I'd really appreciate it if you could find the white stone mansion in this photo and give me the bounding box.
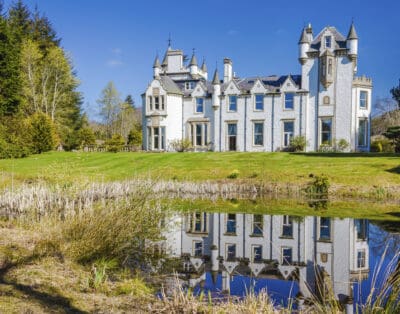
[142,23,372,152]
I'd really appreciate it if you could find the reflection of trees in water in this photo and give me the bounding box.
[369,222,400,258]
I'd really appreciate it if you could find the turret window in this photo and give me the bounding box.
[148,96,153,110]
[358,119,368,147]
[360,91,368,108]
[154,96,159,110]
[325,36,332,48]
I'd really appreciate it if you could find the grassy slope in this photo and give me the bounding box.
[0,151,399,189]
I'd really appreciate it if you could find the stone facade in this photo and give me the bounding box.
[142,23,372,152]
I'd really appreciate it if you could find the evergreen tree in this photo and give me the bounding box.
[390,79,400,109]
[27,112,58,153]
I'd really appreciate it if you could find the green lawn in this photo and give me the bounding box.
[0,151,399,194]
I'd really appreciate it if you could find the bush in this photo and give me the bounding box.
[127,125,142,147]
[288,136,306,152]
[77,127,96,148]
[383,126,400,153]
[106,134,125,152]
[170,138,192,152]
[371,138,394,153]
[27,112,59,154]
[227,169,240,179]
[306,173,330,196]
[335,138,349,152]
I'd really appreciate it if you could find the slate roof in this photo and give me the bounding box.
[159,75,183,95]
[311,26,347,50]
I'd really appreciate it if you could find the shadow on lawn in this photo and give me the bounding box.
[0,255,87,314]
[387,165,400,174]
[290,152,399,158]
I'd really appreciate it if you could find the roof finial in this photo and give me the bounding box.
[167,33,172,49]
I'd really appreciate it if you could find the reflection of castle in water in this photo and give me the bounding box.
[164,213,369,313]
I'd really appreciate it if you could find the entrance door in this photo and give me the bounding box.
[228,123,237,151]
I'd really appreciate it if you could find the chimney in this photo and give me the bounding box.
[223,58,233,83]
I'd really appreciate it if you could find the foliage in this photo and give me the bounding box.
[306,174,330,196]
[383,126,400,153]
[97,81,122,139]
[26,112,58,153]
[318,139,349,152]
[0,1,83,158]
[288,135,306,152]
[106,134,125,152]
[390,79,400,109]
[227,169,240,179]
[77,127,96,148]
[90,258,118,291]
[170,138,192,152]
[371,138,394,153]
[127,124,142,147]
[335,138,349,152]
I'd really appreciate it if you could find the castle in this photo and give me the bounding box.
[142,23,372,152]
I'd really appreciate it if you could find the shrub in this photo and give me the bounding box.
[370,141,383,152]
[27,112,59,154]
[288,136,307,152]
[227,169,240,179]
[77,127,96,148]
[106,134,125,152]
[127,125,142,147]
[170,138,192,152]
[383,126,400,153]
[371,138,394,153]
[336,138,349,152]
[306,173,330,196]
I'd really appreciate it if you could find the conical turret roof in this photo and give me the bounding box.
[189,53,198,66]
[298,27,310,44]
[153,56,161,68]
[347,23,358,40]
[201,60,207,72]
[212,68,220,85]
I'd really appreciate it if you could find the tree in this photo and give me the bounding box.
[27,112,58,153]
[0,16,22,116]
[390,79,400,109]
[77,127,96,148]
[383,126,400,153]
[127,124,142,147]
[97,82,121,139]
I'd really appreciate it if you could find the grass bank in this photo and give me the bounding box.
[0,151,399,200]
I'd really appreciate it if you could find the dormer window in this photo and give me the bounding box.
[325,36,332,48]
[185,81,195,90]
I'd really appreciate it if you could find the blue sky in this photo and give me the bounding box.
[4,0,400,120]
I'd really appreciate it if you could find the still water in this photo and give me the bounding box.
[159,212,400,312]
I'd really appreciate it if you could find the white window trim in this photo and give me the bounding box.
[359,90,368,109]
[252,245,263,262]
[227,95,238,112]
[319,117,334,147]
[193,240,203,257]
[282,120,295,148]
[195,97,205,114]
[281,246,293,265]
[226,243,236,261]
[283,92,295,111]
[357,118,368,147]
[318,217,331,241]
[252,121,264,146]
[254,94,264,111]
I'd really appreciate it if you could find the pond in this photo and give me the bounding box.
[158,211,400,313]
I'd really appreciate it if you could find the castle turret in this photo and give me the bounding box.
[201,59,208,80]
[305,23,313,42]
[189,52,198,75]
[223,58,233,83]
[153,55,161,78]
[298,27,310,65]
[212,68,220,109]
[346,23,358,61]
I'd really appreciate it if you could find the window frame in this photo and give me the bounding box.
[281,215,293,238]
[358,118,368,147]
[357,250,366,268]
[319,217,331,241]
[282,120,295,148]
[254,94,264,111]
[193,240,203,257]
[325,36,332,48]
[359,91,368,109]
[252,245,263,263]
[253,121,264,146]
[320,117,333,146]
[282,247,293,265]
[228,95,237,112]
[284,93,295,110]
[226,213,237,234]
[226,243,236,261]
[252,214,263,236]
[195,97,204,113]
